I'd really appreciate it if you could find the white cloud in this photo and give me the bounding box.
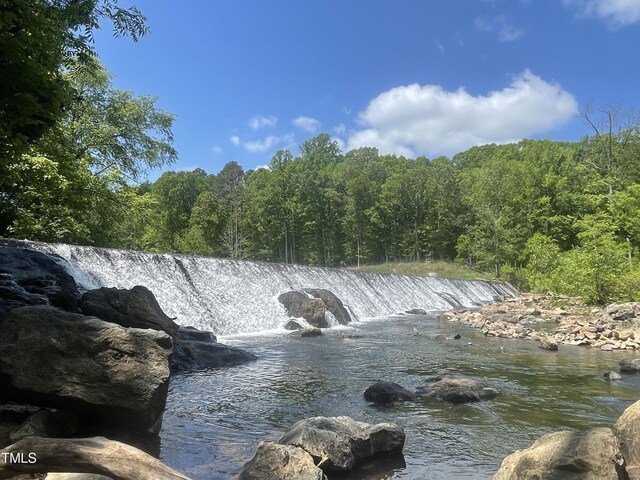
[474,15,524,42]
[292,116,321,133]
[212,145,223,154]
[230,135,240,146]
[435,40,445,53]
[243,134,295,153]
[333,124,346,135]
[347,70,578,158]
[564,0,640,26]
[248,115,277,130]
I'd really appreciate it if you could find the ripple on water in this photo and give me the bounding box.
[160,317,640,479]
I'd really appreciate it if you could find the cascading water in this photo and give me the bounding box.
[29,242,515,336]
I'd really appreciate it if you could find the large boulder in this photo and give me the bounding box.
[303,289,352,325]
[619,358,640,373]
[614,399,640,480]
[81,286,256,372]
[0,242,80,316]
[420,376,499,404]
[364,382,416,405]
[278,291,328,328]
[239,442,327,480]
[493,428,626,480]
[0,306,171,434]
[279,416,405,473]
[80,286,179,335]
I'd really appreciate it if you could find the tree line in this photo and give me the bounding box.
[3,2,640,304]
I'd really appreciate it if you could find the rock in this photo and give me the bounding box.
[10,409,79,443]
[46,474,114,480]
[603,371,623,381]
[303,289,352,324]
[421,376,499,404]
[0,306,171,434]
[0,243,81,316]
[493,294,505,303]
[80,286,179,335]
[278,291,328,328]
[0,436,190,480]
[619,359,640,373]
[453,334,462,340]
[171,326,256,372]
[405,308,427,315]
[494,428,625,480]
[239,442,327,480]
[80,287,255,373]
[363,382,416,405]
[290,328,322,338]
[614,399,640,480]
[284,319,304,331]
[279,416,405,473]
[539,335,559,351]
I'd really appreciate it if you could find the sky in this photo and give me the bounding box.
[93,0,640,176]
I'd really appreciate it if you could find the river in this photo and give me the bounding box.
[160,314,640,479]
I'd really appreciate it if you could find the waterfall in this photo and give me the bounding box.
[30,242,515,336]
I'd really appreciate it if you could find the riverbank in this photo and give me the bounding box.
[443,293,640,350]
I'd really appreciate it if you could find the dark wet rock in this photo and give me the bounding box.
[453,334,461,340]
[364,382,416,405]
[279,416,405,473]
[614,398,640,480]
[603,371,622,381]
[284,319,304,331]
[0,306,171,434]
[0,243,80,316]
[421,376,499,404]
[494,427,625,480]
[303,289,352,325]
[290,328,322,338]
[239,441,327,480]
[81,286,256,372]
[80,286,179,334]
[619,359,640,373]
[171,326,257,372]
[405,308,427,315]
[278,291,328,328]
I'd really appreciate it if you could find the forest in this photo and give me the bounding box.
[2,1,640,304]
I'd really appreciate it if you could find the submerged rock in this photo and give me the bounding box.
[279,416,405,473]
[0,306,171,434]
[539,335,559,351]
[619,358,640,373]
[603,371,623,381]
[494,428,625,480]
[364,381,416,405]
[421,376,499,404]
[290,327,322,338]
[284,319,304,330]
[239,442,327,480]
[405,308,427,315]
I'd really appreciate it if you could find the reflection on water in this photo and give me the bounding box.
[160,315,640,479]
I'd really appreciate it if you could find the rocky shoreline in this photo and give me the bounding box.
[443,293,640,351]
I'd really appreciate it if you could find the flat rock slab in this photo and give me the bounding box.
[494,427,625,480]
[364,382,416,405]
[239,442,327,480]
[279,416,405,473]
[0,306,171,434]
[421,376,499,404]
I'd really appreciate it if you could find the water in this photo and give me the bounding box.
[29,242,514,335]
[160,316,640,479]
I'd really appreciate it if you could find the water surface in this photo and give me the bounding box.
[160,315,640,479]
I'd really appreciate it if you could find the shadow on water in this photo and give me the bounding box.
[159,315,640,479]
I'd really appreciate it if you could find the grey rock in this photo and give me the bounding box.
[619,359,640,373]
[278,291,328,328]
[290,328,322,338]
[0,306,171,434]
[421,376,499,404]
[303,289,352,324]
[284,319,304,331]
[614,399,640,480]
[239,442,327,480]
[279,416,405,473]
[603,371,623,381]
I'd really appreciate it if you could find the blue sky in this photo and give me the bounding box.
[93,0,640,176]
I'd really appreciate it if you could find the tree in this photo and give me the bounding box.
[0,0,147,164]
[213,161,245,258]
